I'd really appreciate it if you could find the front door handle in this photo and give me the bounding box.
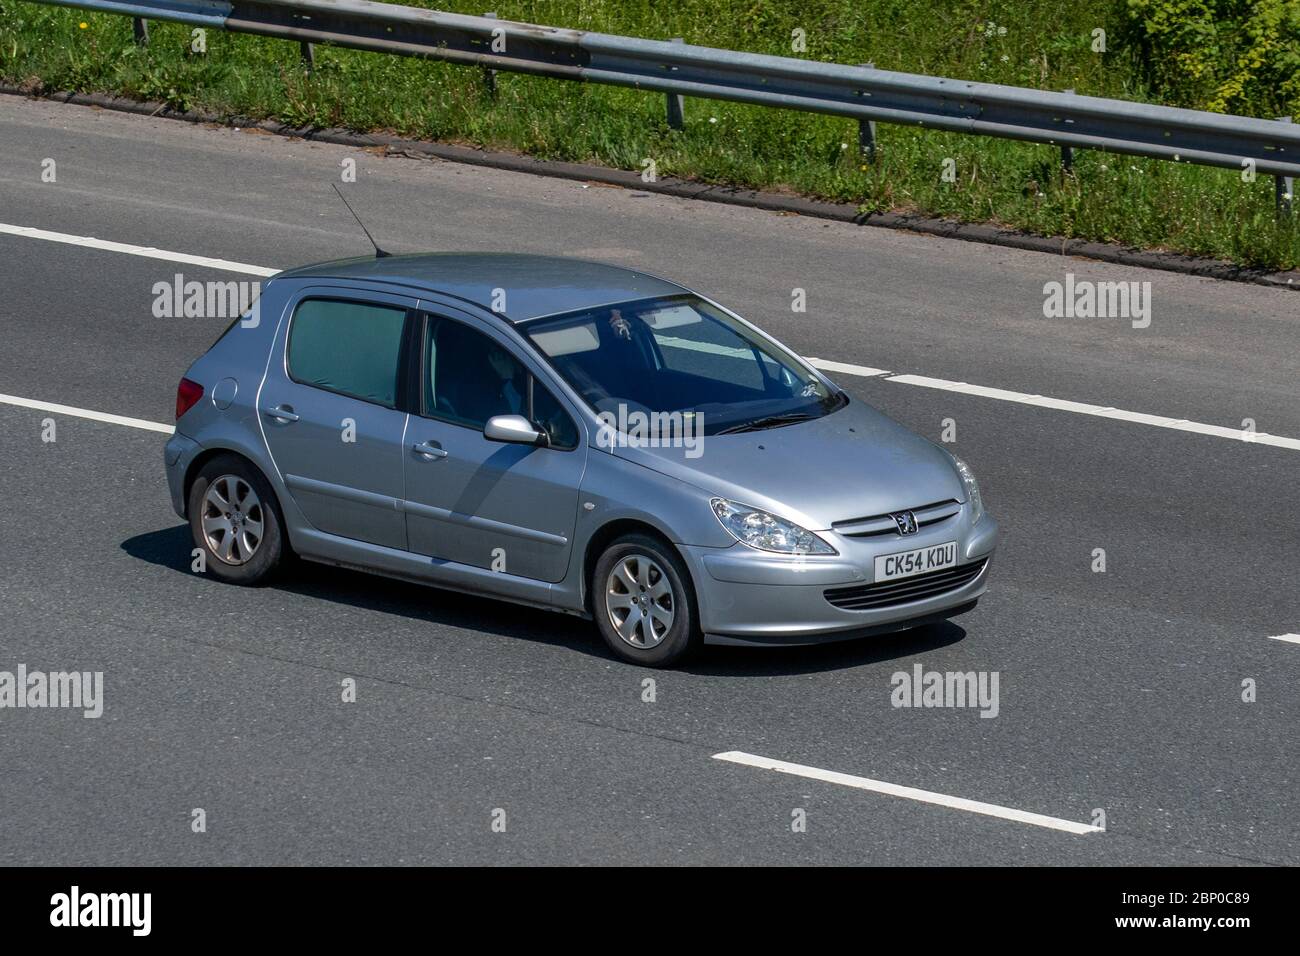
[413,441,448,460]
[263,404,300,423]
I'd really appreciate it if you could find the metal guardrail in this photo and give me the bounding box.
[25,0,1300,209]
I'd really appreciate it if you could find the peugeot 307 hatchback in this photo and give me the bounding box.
[164,254,998,667]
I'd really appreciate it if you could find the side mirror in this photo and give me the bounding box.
[484,414,547,446]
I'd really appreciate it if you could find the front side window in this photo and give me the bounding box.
[424,316,578,449]
[529,377,580,449]
[287,299,407,407]
[525,295,844,435]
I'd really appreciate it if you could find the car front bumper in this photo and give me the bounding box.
[682,510,998,646]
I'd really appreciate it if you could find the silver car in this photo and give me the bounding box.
[164,253,997,666]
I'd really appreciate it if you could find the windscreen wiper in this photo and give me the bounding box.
[716,413,816,435]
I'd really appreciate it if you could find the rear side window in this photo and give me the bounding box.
[288,299,407,407]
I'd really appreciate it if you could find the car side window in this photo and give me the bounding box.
[287,299,407,408]
[425,316,578,449]
[530,378,580,450]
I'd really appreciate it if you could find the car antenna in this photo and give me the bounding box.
[332,183,391,258]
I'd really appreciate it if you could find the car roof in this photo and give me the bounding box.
[274,253,689,322]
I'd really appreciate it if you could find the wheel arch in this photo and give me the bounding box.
[581,518,696,615]
[183,447,252,513]
[182,447,295,556]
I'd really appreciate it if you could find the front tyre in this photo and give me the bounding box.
[187,454,285,585]
[592,533,701,667]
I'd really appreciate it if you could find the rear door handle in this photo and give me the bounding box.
[262,404,300,423]
[413,441,448,460]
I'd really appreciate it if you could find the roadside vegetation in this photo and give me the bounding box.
[1,0,1298,269]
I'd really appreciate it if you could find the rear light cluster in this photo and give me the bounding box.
[176,377,204,420]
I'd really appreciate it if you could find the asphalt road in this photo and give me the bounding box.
[1,94,1297,865]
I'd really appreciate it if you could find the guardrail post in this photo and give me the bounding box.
[1278,116,1295,218]
[300,41,315,72]
[1060,89,1075,174]
[132,17,148,46]
[665,38,685,130]
[857,63,877,163]
[482,12,498,98]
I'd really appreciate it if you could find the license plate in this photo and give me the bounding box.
[874,541,958,582]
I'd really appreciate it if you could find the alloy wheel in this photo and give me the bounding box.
[201,474,265,566]
[605,553,675,648]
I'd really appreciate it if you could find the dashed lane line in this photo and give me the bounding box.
[713,751,1102,835]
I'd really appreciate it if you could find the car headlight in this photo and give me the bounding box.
[710,498,835,555]
[953,457,985,523]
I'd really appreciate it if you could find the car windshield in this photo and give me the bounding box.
[523,295,845,437]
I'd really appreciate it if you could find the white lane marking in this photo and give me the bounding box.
[1267,634,1300,646]
[0,223,279,277]
[2,223,1297,453]
[886,373,1300,451]
[0,393,174,434]
[713,751,1102,835]
[806,358,891,377]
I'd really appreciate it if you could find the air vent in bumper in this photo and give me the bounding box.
[824,559,987,611]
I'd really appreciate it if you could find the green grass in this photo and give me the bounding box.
[1,0,1297,269]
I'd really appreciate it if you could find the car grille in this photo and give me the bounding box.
[824,559,987,611]
[831,499,961,538]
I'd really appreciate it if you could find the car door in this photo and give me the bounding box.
[259,288,415,550]
[403,307,586,583]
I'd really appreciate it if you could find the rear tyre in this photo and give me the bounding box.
[592,533,701,667]
[187,454,285,586]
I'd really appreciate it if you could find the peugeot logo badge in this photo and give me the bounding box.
[892,510,918,535]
